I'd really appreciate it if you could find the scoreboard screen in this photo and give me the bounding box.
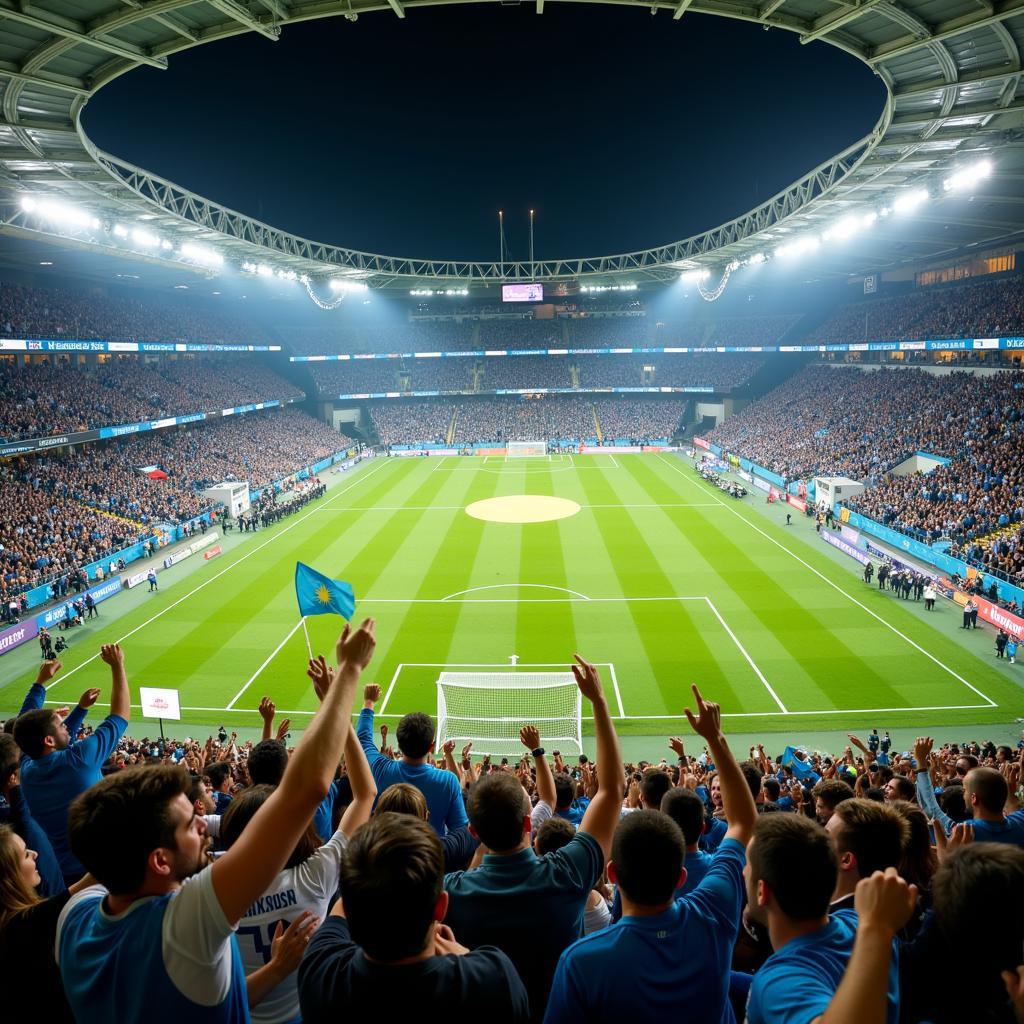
[502,283,544,303]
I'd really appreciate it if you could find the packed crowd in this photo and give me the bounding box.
[593,399,685,442]
[309,352,766,396]
[0,358,303,442]
[284,321,476,355]
[1,630,1022,1024]
[808,275,1024,345]
[452,398,598,445]
[370,404,454,446]
[0,409,353,605]
[0,283,274,346]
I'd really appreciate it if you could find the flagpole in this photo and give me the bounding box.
[300,617,313,660]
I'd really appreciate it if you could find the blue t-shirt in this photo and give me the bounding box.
[57,869,249,1024]
[544,838,746,1024]
[445,830,604,1019]
[20,714,127,875]
[356,709,467,836]
[970,811,1024,847]
[699,817,728,854]
[213,791,233,816]
[747,910,899,1024]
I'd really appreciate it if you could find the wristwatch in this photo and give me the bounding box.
[532,747,545,758]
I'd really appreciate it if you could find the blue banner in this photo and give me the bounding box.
[0,339,281,353]
[750,462,786,488]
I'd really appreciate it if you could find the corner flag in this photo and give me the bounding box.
[295,562,355,620]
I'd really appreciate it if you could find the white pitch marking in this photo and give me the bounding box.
[703,596,788,713]
[361,595,708,604]
[225,618,306,709]
[607,661,625,718]
[441,583,593,602]
[655,453,998,709]
[379,661,404,715]
[36,458,392,691]
[314,503,718,512]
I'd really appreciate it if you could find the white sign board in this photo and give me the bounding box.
[139,687,181,721]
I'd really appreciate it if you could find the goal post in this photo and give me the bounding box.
[436,671,583,757]
[507,440,547,458]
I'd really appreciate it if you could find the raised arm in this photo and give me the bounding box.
[685,685,756,847]
[442,740,463,784]
[339,723,376,835]
[521,725,556,808]
[355,683,384,763]
[258,697,276,743]
[212,619,376,923]
[575,655,625,860]
[817,869,917,1024]
[102,644,131,721]
[18,660,63,717]
[64,688,100,741]
[913,736,952,836]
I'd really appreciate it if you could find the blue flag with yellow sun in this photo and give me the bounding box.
[295,562,355,620]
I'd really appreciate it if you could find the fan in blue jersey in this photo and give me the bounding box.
[745,814,915,1024]
[14,648,130,883]
[54,619,378,1024]
[544,684,757,1024]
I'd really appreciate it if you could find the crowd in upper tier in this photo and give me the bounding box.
[1,631,1022,1024]
[807,275,1024,345]
[0,358,304,442]
[0,409,355,605]
[369,398,685,446]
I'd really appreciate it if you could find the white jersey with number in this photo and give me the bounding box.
[235,828,348,1024]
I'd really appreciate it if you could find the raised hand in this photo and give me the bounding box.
[668,736,686,759]
[99,643,124,668]
[35,659,63,684]
[683,684,722,742]
[258,696,276,722]
[933,820,973,860]
[77,688,101,709]
[854,867,918,935]
[570,654,604,704]
[914,736,933,768]
[306,656,331,701]
[442,739,457,756]
[275,719,291,742]
[520,725,541,751]
[461,742,473,763]
[364,683,381,705]
[337,618,376,669]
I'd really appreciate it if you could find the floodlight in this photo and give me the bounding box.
[775,235,819,258]
[256,264,273,277]
[113,224,128,238]
[893,189,929,214]
[680,269,709,284]
[943,159,992,193]
[179,242,223,267]
[21,196,100,230]
[131,228,159,247]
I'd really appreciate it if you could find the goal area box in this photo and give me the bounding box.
[507,440,547,458]
[436,671,582,756]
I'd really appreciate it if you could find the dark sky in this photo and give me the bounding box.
[83,5,884,262]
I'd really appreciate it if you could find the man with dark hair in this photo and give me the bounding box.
[812,779,855,824]
[55,620,377,1024]
[532,771,586,830]
[544,686,757,1024]
[298,813,528,1021]
[825,799,909,912]
[206,761,234,814]
[444,656,625,1020]
[884,775,916,803]
[358,686,466,837]
[247,739,289,786]
[639,767,672,810]
[902,845,1024,1024]
[913,737,1024,846]
[745,815,913,1024]
[14,647,130,882]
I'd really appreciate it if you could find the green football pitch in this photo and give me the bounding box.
[4,452,1022,737]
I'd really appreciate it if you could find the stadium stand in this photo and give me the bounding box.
[0,358,304,442]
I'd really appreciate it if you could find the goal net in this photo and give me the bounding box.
[436,671,582,757]
[507,440,547,458]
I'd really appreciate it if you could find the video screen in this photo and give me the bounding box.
[502,283,544,303]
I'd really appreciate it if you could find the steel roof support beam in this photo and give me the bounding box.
[0,66,89,96]
[258,0,289,18]
[800,0,888,43]
[889,97,1024,127]
[673,0,696,20]
[206,0,280,39]
[0,3,168,68]
[757,0,789,19]
[868,0,1024,64]
[387,0,406,17]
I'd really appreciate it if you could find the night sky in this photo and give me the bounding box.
[82,5,884,262]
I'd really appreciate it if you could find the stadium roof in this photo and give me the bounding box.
[1,0,1023,290]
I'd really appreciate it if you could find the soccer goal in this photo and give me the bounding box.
[436,671,583,756]
[507,440,547,458]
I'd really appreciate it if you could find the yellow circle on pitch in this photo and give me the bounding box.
[465,495,582,524]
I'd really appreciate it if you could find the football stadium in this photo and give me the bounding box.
[0,0,1023,1020]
